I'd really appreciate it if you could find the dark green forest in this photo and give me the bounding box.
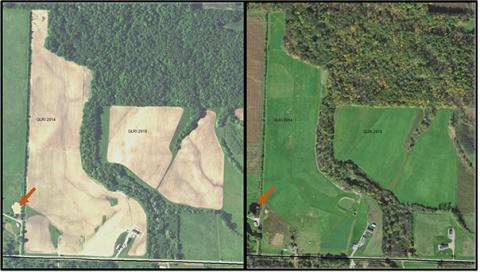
[7,2,243,260]
[42,2,243,109]
[283,3,474,107]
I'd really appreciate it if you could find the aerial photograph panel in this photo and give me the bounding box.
[2,2,243,269]
[246,2,476,269]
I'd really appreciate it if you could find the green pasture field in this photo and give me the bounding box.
[179,210,242,261]
[334,106,420,188]
[334,107,457,206]
[413,212,474,259]
[348,198,367,255]
[393,109,456,206]
[215,116,244,233]
[261,12,366,255]
[219,144,244,235]
[361,197,383,256]
[2,8,31,215]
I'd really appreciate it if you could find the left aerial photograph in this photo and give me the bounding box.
[2,2,244,269]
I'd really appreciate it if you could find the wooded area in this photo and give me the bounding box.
[42,3,243,109]
[283,3,474,107]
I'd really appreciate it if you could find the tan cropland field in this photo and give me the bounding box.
[235,108,244,121]
[158,110,224,209]
[25,215,56,253]
[107,106,183,189]
[26,10,146,256]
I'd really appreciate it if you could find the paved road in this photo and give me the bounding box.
[248,253,473,263]
[3,254,243,265]
[3,213,22,224]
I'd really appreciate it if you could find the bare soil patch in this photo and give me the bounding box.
[234,108,244,121]
[263,208,290,246]
[107,106,183,188]
[26,10,146,256]
[25,215,55,253]
[158,111,224,209]
[271,233,284,246]
[247,16,266,145]
[5,223,15,236]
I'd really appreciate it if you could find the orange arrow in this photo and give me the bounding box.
[258,185,276,205]
[19,187,36,205]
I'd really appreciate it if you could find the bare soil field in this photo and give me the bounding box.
[107,106,183,188]
[235,108,244,121]
[247,16,266,179]
[247,16,266,145]
[158,111,224,209]
[25,215,55,254]
[25,10,146,257]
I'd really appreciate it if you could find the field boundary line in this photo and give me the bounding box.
[3,255,243,265]
[246,253,474,263]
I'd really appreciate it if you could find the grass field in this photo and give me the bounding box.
[180,211,242,261]
[2,8,31,215]
[334,106,420,188]
[261,12,366,255]
[217,126,244,232]
[392,109,456,206]
[361,197,383,256]
[456,158,474,230]
[334,107,457,206]
[413,212,474,259]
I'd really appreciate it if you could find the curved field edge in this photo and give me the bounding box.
[334,106,457,207]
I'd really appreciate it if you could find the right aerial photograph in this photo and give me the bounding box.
[246,2,476,269]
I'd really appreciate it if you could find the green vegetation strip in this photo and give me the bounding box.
[2,8,31,216]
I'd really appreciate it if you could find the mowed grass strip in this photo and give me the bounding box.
[262,12,364,254]
[2,9,31,214]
